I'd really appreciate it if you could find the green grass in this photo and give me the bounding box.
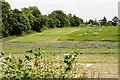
[2,31,37,44]
[58,26,119,42]
[7,27,79,43]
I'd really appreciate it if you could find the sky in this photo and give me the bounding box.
[6,0,120,21]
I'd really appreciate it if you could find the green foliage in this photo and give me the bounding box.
[29,6,41,17]
[0,48,91,79]
[48,10,71,28]
[112,16,119,26]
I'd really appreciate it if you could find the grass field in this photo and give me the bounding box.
[5,27,79,43]
[58,26,119,41]
[1,26,119,78]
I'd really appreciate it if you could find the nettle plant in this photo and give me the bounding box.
[0,48,93,79]
[0,48,46,79]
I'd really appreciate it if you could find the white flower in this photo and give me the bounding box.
[0,57,3,61]
[81,63,85,66]
[28,66,30,68]
[57,64,60,67]
[43,50,45,53]
[86,64,92,67]
[64,53,69,55]
[72,55,74,58]
[0,67,2,70]
[104,72,107,74]
[56,57,59,59]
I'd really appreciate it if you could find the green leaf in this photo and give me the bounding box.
[25,55,32,61]
[66,66,70,71]
[34,61,38,67]
[64,60,67,63]
[5,57,9,60]
[1,52,4,55]
[0,55,2,58]
[9,58,12,62]
[19,59,22,64]
[25,56,29,60]
[26,49,33,53]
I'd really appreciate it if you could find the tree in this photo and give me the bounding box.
[103,17,108,26]
[79,18,84,24]
[72,15,80,26]
[33,15,48,32]
[88,19,94,25]
[2,1,11,37]
[48,10,70,28]
[112,16,118,26]
[94,19,98,26]
[99,17,108,26]
[8,9,31,35]
[29,6,41,17]
[21,7,36,31]
[108,21,113,26]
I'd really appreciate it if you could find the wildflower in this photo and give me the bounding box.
[64,53,69,55]
[57,64,60,67]
[56,57,59,59]
[28,66,30,68]
[72,55,74,58]
[0,57,3,61]
[0,67,2,70]
[86,64,92,67]
[81,63,85,66]
[43,50,45,53]
[104,72,107,74]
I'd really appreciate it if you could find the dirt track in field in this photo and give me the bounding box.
[50,28,80,42]
[9,28,80,42]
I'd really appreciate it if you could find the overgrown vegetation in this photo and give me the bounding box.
[0,48,101,79]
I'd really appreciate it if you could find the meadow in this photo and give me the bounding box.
[58,26,119,41]
[0,26,119,79]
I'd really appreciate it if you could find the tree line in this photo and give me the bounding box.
[2,1,119,37]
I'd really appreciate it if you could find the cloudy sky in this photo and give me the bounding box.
[6,0,119,21]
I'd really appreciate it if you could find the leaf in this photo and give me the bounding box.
[64,55,68,59]
[9,58,12,62]
[64,60,67,63]
[34,62,38,67]
[26,50,33,53]
[66,66,70,71]
[0,55,2,58]
[19,59,22,64]
[5,57,9,60]
[34,52,41,57]
[25,56,29,60]
[1,52,4,55]
[25,55,32,61]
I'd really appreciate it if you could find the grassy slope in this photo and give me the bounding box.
[6,27,79,43]
[58,26,119,42]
